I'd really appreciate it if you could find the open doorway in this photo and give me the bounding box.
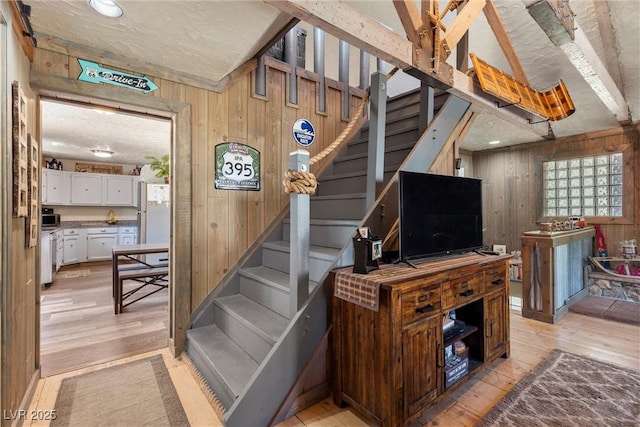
[39,99,172,376]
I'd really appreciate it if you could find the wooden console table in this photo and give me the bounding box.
[521,227,595,323]
[332,253,510,426]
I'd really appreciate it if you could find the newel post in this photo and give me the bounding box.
[289,150,310,317]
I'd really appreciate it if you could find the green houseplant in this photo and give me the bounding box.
[145,154,170,183]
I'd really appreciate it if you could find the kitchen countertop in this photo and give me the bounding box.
[42,220,137,234]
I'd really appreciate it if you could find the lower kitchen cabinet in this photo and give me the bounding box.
[86,228,118,261]
[333,254,511,426]
[62,229,87,264]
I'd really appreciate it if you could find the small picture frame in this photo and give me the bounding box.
[371,240,382,260]
[492,244,507,255]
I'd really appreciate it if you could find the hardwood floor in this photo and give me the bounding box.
[277,310,640,427]
[40,261,169,377]
[34,271,639,426]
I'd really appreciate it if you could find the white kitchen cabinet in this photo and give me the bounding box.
[119,226,137,246]
[55,230,64,271]
[70,173,102,205]
[103,175,135,206]
[86,227,119,261]
[63,229,87,265]
[41,169,64,205]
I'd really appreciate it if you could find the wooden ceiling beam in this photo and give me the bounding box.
[265,0,551,137]
[8,0,35,62]
[441,0,485,57]
[482,0,528,85]
[393,0,423,46]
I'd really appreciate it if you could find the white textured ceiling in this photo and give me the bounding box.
[30,0,639,160]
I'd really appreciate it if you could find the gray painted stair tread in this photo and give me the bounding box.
[241,265,318,291]
[216,294,288,341]
[317,165,398,181]
[187,324,258,397]
[333,143,414,165]
[311,193,365,201]
[282,218,361,226]
[262,240,341,260]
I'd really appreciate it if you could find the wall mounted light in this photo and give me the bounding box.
[92,149,114,158]
[88,0,124,18]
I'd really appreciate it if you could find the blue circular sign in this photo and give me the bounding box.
[292,118,315,147]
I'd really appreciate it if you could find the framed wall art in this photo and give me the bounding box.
[26,133,39,248]
[12,81,29,217]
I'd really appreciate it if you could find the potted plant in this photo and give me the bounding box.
[145,154,170,183]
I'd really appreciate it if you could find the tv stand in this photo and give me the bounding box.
[333,253,510,426]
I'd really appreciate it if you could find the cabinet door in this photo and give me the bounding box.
[42,169,63,205]
[402,316,441,416]
[63,236,81,264]
[485,291,507,360]
[70,173,102,205]
[120,234,136,246]
[103,176,134,206]
[87,235,118,261]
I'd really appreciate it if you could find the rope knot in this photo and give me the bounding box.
[283,170,317,195]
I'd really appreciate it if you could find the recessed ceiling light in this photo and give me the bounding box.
[88,0,124,18]
[92,149,114,158]
[489,140,501,145]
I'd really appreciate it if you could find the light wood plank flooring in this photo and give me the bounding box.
[40,261,169,377]
[27,308,639,426]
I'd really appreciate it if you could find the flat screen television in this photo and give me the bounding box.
[399,171,483,261]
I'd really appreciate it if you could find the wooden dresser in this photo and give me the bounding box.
[332,253,510,426]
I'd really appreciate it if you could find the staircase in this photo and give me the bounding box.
[186,88,451,425]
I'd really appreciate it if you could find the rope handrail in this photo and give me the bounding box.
[284,66,399,194]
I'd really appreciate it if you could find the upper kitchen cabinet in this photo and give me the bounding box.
[70,173,102,205]
[102,175,136,206]
[42,170,140,207]
[41,169,64,205]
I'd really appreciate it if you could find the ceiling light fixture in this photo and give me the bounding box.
[92,149,114,158]
[489,140,501,145]
[88,0,124,18]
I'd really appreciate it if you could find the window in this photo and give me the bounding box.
[542,153,623,217]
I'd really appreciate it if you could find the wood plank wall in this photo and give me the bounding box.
[473,127,639,254]
[2,3,39,423]
[30,49,364,314]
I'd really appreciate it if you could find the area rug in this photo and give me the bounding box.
[477,349,640,427]
[56,269,91,279]
[52,355,189,426]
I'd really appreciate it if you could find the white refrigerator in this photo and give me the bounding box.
[137,183,170,265]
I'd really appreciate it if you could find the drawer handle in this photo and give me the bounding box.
[492,279,504,285]
[415,304,434,314]
[460,290,474,297]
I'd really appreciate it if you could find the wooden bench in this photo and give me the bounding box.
[115,264,169,313]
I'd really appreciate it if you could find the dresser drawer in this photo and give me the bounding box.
[485,264,507,291]
[441,274,484,309]
[402,284,441,325]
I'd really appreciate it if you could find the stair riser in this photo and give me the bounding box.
[282,222,360,249]
[214,302,272,363]
[310,197,365,220]
[262,248,336,282]
[347,128,419,156]
[317,171,394,196]
[333,147,412,175]
[359,115,420,141]
[186,336,236,410]
[240,275,290,318]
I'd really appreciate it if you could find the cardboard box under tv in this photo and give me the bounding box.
[521,227,595,323]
